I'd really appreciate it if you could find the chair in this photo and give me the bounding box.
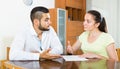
[0,60,7,69]
[6,47,10,60]
[0,47,10,69]
[116,48,120,61]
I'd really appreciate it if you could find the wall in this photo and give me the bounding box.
[0,0,55,60]
[86,0,120,47]
[118,0,120,46]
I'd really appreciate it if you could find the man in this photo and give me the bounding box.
[9,6,63,60]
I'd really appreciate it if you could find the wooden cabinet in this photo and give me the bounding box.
[66,21,84,45]
[55,0,86,21]
[49,8,67,54]
[49,9,84,54]
[66,21,84,55]
[50,0,86,54]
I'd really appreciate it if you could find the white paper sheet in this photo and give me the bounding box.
[62,55,88,61]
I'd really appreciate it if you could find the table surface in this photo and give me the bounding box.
[3,58,120,69]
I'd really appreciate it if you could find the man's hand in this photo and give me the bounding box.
[40,48,61,59]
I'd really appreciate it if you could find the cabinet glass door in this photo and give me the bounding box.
[57,8,66,54]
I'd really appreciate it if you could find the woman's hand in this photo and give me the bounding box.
[79,52,108,60]
[66,41,73,54]
[79,52,99,59]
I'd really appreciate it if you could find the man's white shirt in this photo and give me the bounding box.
[9,26,63,60]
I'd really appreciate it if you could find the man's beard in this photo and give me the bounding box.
[38,23,49,31]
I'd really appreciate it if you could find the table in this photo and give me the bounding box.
[3,58,120,69]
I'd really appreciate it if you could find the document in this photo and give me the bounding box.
[62,55,88,61]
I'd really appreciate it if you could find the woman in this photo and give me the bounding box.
[67,10,118,61]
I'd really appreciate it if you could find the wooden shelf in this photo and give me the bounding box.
[66,7,83,21]
[55,0,86,21]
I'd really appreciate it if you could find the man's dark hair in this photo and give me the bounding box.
[30,6,49,24]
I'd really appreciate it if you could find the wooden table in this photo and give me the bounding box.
[3,58,120,69]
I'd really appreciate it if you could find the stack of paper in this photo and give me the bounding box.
[62,55,88,61]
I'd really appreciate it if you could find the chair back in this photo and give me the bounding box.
[116,48,120,61]
[7,47,10,60]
